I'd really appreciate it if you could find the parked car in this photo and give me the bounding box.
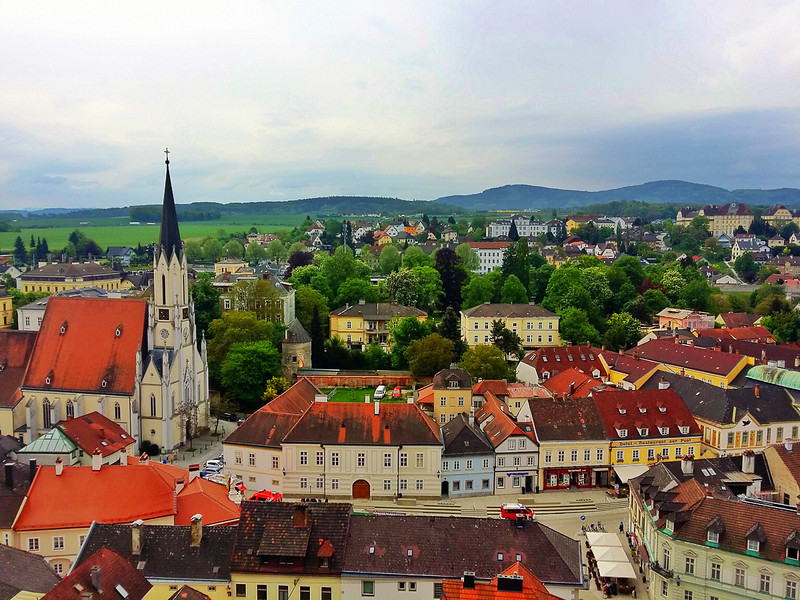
[204,459,224,473]
[373,385,386,399]
[500,503,535,521]
[392,386,402,398]
[220,412,237,422]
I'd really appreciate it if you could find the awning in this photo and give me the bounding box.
[586,532,620,547]
[593,546,630,562]
[596,560,637,579]
[613,464,650,483]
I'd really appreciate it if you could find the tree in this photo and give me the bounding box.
[389,316,432,368]
[184,240,204,263]
[405,334,455,377]
[462,274,495,309]
[558,307,601,345]
[490,320,523,360]
[245,241,268,265]
[385,269,419,306]
[363,342,392,370]
[262,376,291,403]
[285,251,314,279]
[320,247,370,295]
[402,246,433,268]
[459,345,513,381]
[410,266,443,312]
[206,312,284,386]
[189,272,221,344]
[13,236,27,265]
[229,279,282,322]
[734,252,757,282]
[438,306,467,361]
[209,393,237,435]
[379,245,402,274]
[500,275,528,303]
[223,240,244,259]
[202,238,224,262]
[221,341,281,410]
[295,286,330,333]
[434,247,467,312]
[455,243,479,272]
[761,311,800,343]
[603,312,642,351]
[309,305,326,367]
[614,255,645,287]
[266,240,288,263]
[335,278,378,307]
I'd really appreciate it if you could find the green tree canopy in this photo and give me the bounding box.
[223,240,244,259]
[405,333,455,377]
[389,316,433,368]
[402,246,433,268]
[221,341,281,410]
[558,306,601,346]
[206,312,284,386]
[455,243,479,272]
[603,312,642,351]
[500,274,528,304]
[385,268,419,307]
[184,240,204,263]
[379,245,402,274]
[459,345,513,381]
[202,238,224,262]
[295,286,330,334]
[335,277,379,308]
[245,241,268,265]
[189,272,221,343]
[266,239,288,263]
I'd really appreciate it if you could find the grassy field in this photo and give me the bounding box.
[0,214,308,253]
[323,388,409,403]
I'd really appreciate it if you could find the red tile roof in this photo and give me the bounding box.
[475,393,536,447]
[57,411,135,457]
[468,242,511,249]
[599,351,661,384]
[628,339,747,376]
[42,547,151,600]
[473,380,510,397]
[695,326,775,343]
[506,383,544,398]
[592,389,701,441]
[24,297,147,394]
[542,368,605,397]
[717,312,759,328]
[14,465,177,531]
[176,477,240,526]
[0,330,36,408]
[125,456,189,486]
[442,562,563,600]
[282,402,441,446]
[521,345,603,378]
[262,376,320,414]
[416,384,434,405]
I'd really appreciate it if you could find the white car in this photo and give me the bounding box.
[374,385,386,399]
[204,459,224,473]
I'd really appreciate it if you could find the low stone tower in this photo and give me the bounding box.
[281,320,312,380]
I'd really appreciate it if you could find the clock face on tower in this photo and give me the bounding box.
[160,328,169,340]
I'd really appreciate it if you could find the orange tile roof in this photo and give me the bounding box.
[57,411,135,457]
[14,465,177,531]
[442,562,563,600]
[542,368,604,397]
[261,376,320,414]
[506,383,544,398]
[416,384,434,405]
[473,380,510,397]
[24,297,147,394]
[126,456,188,487]
[475,393,536,447]
[176,477,240,526]
[0,330,36,408]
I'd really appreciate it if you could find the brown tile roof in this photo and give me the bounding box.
[21,261,120,282]
[0,330,36,408]
[520,346,602,377]
[0,543,60,598]
[717,313,759,328]
[330,302,426,319]
[592,389,701,441]
[75,521,236,583]
[23,297,147,395]
[341,514,582,584]
[695,326,775,343]
[442,562,563,600]
[599,351,661,384]
[475,393,536,447]
[282,402,441,446]
[433,367,472,390]
[769,444,800,488]
[473,379,509,397]
[717,339,800,368]
[57,412,135,457]
[629,339,747,376]
[43,547,151,600]
[525,397,608,442]
[462,303,556,319]
[231,502,351,574]
[442,414,494,457]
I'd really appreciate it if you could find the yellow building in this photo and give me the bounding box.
[329,300,426,350]
[214,258,248,276]
[0,286,11,328]
[761,204,799,228]
[20,262,122,293]
[594,389,702,484]
[461,303,560,349]
[676,203,754,237]
[432,366,473,425]
[566,214,603,234]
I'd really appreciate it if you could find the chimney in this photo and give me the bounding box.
[469,408,475,427]
[374,400,380,416]
[742,451,755,474]
[131,519,143,555]
[754,384,759,398]
[681,456,693,476]
[140,452,149,464]
[188,463,200,482]
[29,459,37,483]
[4,463,13,489]
[569,382,575,396]
[785,439,794,452]
[92,450,102,471]
[91,565,101,592]
[462,572,476,589]
[294,504,309,528]
[406,396,414,404]
[55,456,64,476]
[658,377,670,390]
[190,514,203,547]
[364,395,370,403]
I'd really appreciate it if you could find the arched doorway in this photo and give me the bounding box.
[352,479,371,499]
[441,480,449,496]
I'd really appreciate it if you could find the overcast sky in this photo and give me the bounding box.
[1,1,799,209]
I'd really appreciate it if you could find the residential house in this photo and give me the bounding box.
[441,562,564,600]
[769,234,787,248]
[17,411,135,466]
[43,547,152,600]
[384,222,406,237]
[626,338,750,388]
[640,371,800,456]
[341,513,583,600]
[761,204,799,228]
[715,340,800,369]
[716,312,761,328]
[629,474,800,600]
[657,308,715,331]
[767,256,800,277]
[20,262,122,293]
[461,303,560,349]
[518,396,610,489]
[566,215,604,234]
[731,234,768,261]
[329,300,427,351]
[763,442,800,506]
[230,502,349,600]
[280,400,442,500]
[76,519,237,600]
[223,377,320,495]
[676,203,754,236]
[440,227,458,242]
[475,392,539,493]
[432,366,473,425]
[598,351,661,390]
[213,265,296,324]
[516,345,603,386]
[0,329,36,440]
[0,544,60,598]
[541,367,606,399]
[593,388,702,484]
[107,245,136,266]
[0,285,11,328]
[0,460,32,548]
[440,413,495,497]
[693,326,776,345]
[467,241,510,274]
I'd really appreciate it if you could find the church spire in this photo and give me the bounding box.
[158,148,182,260]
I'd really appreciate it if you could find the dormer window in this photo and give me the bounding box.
[115,325,123,337]
[638,406,647,414]
[407,549,413,557]
[45,376,52,385]
[60,321,68,334]
[678,426,689,435]
[707,531,719,544]
[658,405,667,413]
[665,517,674,533]
[618,407,627,415]
[637,427,649,436]
[101,380,108,388]
[747,539,760,553]
[449,380,458,389]
[659,427,669,435]
[617,429,628,438]
[746,522,766,555]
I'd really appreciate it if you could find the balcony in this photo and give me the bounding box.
[650,562,673,579]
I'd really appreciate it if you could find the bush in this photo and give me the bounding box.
[148,444,160,457]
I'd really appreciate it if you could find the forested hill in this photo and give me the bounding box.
[435,181,800,210]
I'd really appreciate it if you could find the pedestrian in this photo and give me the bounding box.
[632,588,637,598]
[619,521,624,533]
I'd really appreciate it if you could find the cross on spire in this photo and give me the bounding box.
[164,147,170,165]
